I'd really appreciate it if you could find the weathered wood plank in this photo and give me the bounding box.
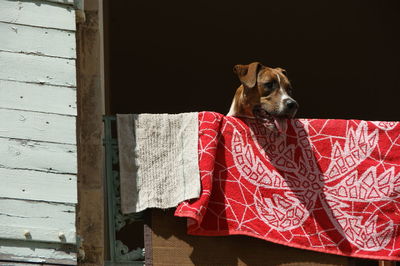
[0,246,76,265]
[44,0,75,6]
[0,22,76,59]
[0,80,76,116]
[0,108,76,145]
[0,198,75,243]
[0,0,75,31]
[0,51,76,87]
[0,138,77,174]
[0,168,77,204]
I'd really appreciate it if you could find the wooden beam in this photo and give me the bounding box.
[76,0,106,264]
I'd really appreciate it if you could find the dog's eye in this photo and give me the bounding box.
[265,82,274,89]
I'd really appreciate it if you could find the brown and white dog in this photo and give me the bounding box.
[227,62,299,131]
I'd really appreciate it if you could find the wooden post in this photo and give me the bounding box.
[76,0,106,264]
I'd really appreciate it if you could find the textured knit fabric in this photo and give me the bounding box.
[117,113,200,213]
[176,112,400,261]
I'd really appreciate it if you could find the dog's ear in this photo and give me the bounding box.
[233,62,261,88]
[276,67,287,76]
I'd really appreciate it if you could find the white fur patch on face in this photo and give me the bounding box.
[276,73,281,84]
[278,89,292,112]
[276,74,294,112]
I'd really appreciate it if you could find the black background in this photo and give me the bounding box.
[107,1,400,121]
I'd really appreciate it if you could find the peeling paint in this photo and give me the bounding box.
[0,0,78,264]
[0,1,76,31]
[0,212,51,219]
[0,22,76,59]
[0,109,76,144]
[0,49,77,87]
[0,199,76,243]
[0,80,77,116]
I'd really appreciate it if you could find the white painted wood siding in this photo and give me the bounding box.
[44,0,75,6]
[0,0,75,30]
[0,199,76,243]
[0,22,76,59]
[0,80,76,116]
[0,138,77,174]
[0,109,76,144]
[0,51,76,87]
[0,168,77,204]
[0,0,77,264]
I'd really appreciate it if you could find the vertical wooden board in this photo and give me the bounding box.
[0,109,76,145]
[0,51,76,87]
[0,22,76,59]
[0,0,75,31]
[0,199,76,243]
[0,168,77,204]
[0,138,77,174]
[0,80,77,116]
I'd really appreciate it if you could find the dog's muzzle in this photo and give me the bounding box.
[283,98,299,118]
[285,99,298,112]
[253,99,299,132]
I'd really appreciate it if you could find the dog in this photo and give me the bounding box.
[227,62,298,132]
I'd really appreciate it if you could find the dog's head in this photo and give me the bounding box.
[232,62,298,123]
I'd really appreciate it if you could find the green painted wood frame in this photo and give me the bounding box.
[103,116,144,266]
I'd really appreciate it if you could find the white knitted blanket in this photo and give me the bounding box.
[117,113,200,213]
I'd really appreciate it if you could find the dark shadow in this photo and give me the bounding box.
[107,0,400,121]
[149,209,350,266]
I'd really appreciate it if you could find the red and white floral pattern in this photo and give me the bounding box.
[175,112,400,261]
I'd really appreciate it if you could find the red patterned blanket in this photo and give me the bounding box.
[175,112,400,261]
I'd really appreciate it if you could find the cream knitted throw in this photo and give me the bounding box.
[117,113,200,214]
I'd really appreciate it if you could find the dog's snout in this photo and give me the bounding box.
[285,99,298,110]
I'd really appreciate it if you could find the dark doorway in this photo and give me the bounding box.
[107,1,400,121]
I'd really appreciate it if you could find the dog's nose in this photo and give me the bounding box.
[285,99,298,110]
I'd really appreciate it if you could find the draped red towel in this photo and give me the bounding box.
[175,112,400,261]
